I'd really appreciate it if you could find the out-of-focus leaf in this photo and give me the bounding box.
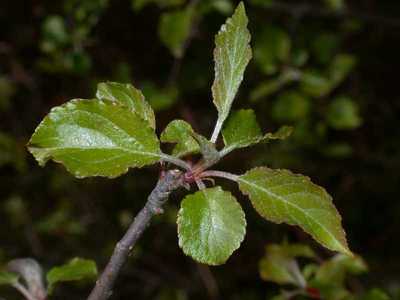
[249,0,274,8]
[327,97,362,130]
[7,258,46,299]
[46,258,98,294]
[329,54,356,86]
[238,168,351,255]
[28,99,162,178]
[324,0,345,11]
[0,271,19,286]
[250,69,299,102]
[40,15,69,53]
[159,7,194,58]
[259,242,314,286]
[96,82,156,128]
[322,143,353,158]
[160,120,200,157]
[212,2,252,135]
[3,196,28,227]
[254,25,291,75]
[291,48,309,67]
[177,187,246,265]
[272,91,311,122]
[141,82,178,111]
[315,254,368,285]
[300,69,332,97]
[361,289,390,300]
[312,33,340,64]
[0,132,26,171]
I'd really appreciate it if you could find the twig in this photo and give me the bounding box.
[200,170,239,182]
[87,170,185,300]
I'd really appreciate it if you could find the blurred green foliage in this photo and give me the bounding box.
[1,0,400,299]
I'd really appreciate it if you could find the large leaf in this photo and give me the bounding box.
[28,99,162,178]
[160,119,200,157]
[46,258,97,294]
[211,2,252,135]
[238,167,351,255]
[177,187,246,265]
[0,271,19,286]
[96,82,156,128]
[159,7,194,58]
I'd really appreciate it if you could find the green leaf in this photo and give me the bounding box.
[300,69,333,98]
[259,243,314,286]
[327,97,362,130]
[311,33,340,64]
[212,2,252,134]
[0,271,19,286]
[160,120,200,157]
[254,25,291,75]
[361,289,390,300]
[329,54,356,86]
[222,109,292,154]
[238,167,351,255]
[190,133,220,164]
[28,99,162,178]
[315,254,367,285]
[46,258,98,294]
[141,81,178,111]
[263,126,293,141]
[159,7,194,58]
[177,187,246,265]
[272,91,311,122]
[222,109,262,151]
[96,82,156,129]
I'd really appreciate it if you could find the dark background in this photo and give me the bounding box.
[0,0,399,299]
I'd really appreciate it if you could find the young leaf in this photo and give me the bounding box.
[46,258,98,294]
[177,187,246,265]
[28,99,162,178]
[96,82,156,129]
[160,119,200,157]
[190,133,220,164]
[211,2,252,140]
[222,109,262,150]
[159,7,194,58]
[238,167,351,255]
[0,271,19,286]
[221,109,293,155]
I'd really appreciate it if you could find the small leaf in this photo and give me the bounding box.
[259,243,314,286]
[272,91,311,122]
[159,7,194,58]
[177,187,246,265]
[212,2,252,132]
[254,25,291,75]
[96,82,155,129]
[190,133,220,164]
[7,258,46,299]
[46,258,98,294]
[327,96,362,130]
[160,120,200,157]
[263,126,293,141]
[0,271,19,286]
[222,110,292,154]
[300,69,332,98]
[222,109,262,150]
[28,99,162,178]
[238,167,351,255]
[314,254,367,285]
[329,54,356,86]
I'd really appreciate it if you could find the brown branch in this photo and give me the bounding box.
[87,170,185,300]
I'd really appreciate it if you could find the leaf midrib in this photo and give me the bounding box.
[238,177,344,251]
